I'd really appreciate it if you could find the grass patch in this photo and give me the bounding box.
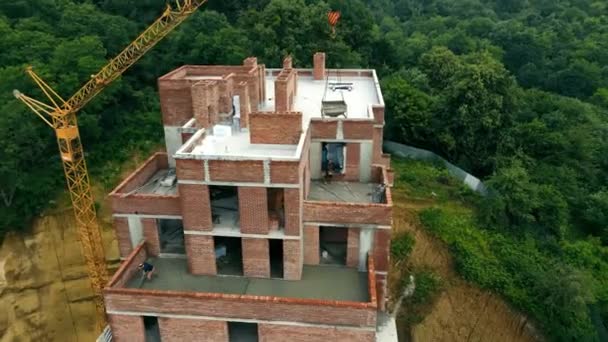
[391,232,415,262]
[398,268,443,326]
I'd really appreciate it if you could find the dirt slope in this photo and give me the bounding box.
[390,197,541,342]
[0,209,120,342]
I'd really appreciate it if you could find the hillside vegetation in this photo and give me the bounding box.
[0,0,607,340]
[391,158,608,341]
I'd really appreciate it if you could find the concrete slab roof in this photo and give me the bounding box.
[261,70,383,128]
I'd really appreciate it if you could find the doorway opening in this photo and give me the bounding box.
[228,322,258,342]
[143,316,160,342]
[269,239,284,278]
[319,226,347,265]
[214,236,243,276]
[210,185,239,228]
[321,142,346,178]
[157,219,185,254]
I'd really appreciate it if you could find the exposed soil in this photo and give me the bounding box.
[389,193,541,342]
[0,209,120,342]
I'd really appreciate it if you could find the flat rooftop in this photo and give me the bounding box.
[261,71,382,126]
[176,68,381,160]
[308,181,381,203]
[191,129,299,159]
[126,257,369,302]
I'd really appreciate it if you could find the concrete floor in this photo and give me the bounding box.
[133,169,178,195]
[308,181,380,203]
[126,257,369,302]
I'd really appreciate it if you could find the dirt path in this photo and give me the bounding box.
[390,196,541,342]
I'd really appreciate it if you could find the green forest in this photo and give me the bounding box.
[0,0,607,340]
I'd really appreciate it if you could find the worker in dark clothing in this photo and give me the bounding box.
[138,262,156,280]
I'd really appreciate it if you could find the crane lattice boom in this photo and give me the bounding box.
[13,0,207,332]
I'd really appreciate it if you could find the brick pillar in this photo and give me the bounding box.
[238,187,269,234]
[242,238,270,278]
[274,78,288,112]
[376,273,388,311]
[191,82,210,129]
[304,225,319,265]
[283,56,293,69]
[114,217,132,258]
[346,227,360,268]
[243,56,258,68]
[313,52,326,80]
[374,229,391,273]
[185,234,216,275]
[159,317,229,342]
[179,184,212,231]
[108,314,144,342]
[284,188,301,236]
[345,143,361,181]
[142,218,160,257]
[283,239,302,280]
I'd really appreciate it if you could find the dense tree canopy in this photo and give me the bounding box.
[0,0,607,340]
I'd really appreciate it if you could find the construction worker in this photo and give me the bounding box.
[138,262,156,280]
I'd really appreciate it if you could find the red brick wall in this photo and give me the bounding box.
[258,324,374,342]
[112,153,163,194]
[238,187,269,234]
[142,218,160,257]
[283,239,302,280]
[159,79,193,126]
[104,291,376,327]
[270,161,300,184]
[111,195,181,216]
[284,188,301,236]
[250,112,302,145]
[346,228,360,268]
[303,201,392,225]
[114,217,132,258]
[373,229,391,272]
[376,273,387,311]
[108,243,148,288]
[158,317,228,342]
[242,238,270,278]
[345,143,360,181]
[208,160,264,183]
[304,225,319,265]
[342,121,374,140]
[179,184,212,231]
[181,132,193,144]
[176,159,204,181]
[310,120,337,139]
[108,314,145,342]
[185,234,216,275]
[372,126,383,164]
[372,105,385,125]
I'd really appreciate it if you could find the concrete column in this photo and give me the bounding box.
[359,142,373,182]
[358,228,374,272]
[309,142,322,180]
[127,216,143,248]
[163,126,182,168]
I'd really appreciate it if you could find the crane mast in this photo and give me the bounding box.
[13,0,207,331]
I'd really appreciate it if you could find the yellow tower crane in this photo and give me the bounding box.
[13,0,208,331]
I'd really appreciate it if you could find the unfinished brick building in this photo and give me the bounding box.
[104,52,394,341]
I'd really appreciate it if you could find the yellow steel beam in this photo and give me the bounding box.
[13,0,208,332]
